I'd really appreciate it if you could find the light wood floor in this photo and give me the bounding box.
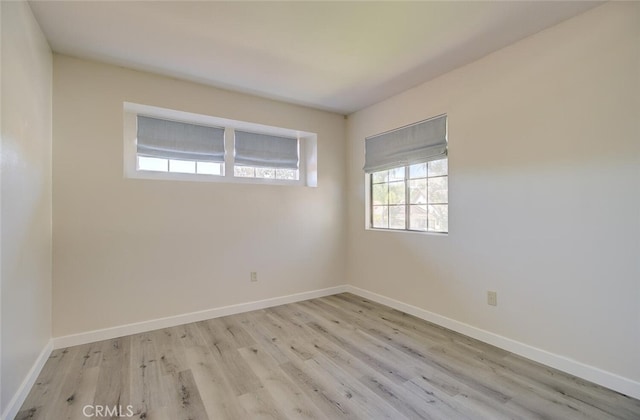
[18,293,640,419]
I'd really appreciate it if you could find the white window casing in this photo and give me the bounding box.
[123,102,317,187]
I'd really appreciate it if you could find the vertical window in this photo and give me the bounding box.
[365,115,448,233]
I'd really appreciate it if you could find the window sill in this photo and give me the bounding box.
[365,227,448,236]
[125,169,310,187]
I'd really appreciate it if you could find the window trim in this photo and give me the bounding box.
[123,102,317,187]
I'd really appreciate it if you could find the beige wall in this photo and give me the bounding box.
[1,1,53,413]
[346,2,640,383]
[5,0,637,407]
[52,55,346,337]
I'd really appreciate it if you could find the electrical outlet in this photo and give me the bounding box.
[250,272,258,282]
[487,291,497,306]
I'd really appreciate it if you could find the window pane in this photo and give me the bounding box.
[428,159,448,177]
[276,168,299,180]
[370,162,449,233]
[255,167,276,179]
[138,156,168,172]
[197,161,222,175]
[372,206,388,228]
[428,204,448,232]
[234,166,255,178]
[389,205,406,229]
[409,205,428,231]
[409,163,427,179]
[389,167,405,181]
[372,183,388,205]
[388,181,406,205]
[372,170,388,184]
[169,159,196,174]
[428,177,448,204]
[409,179,427,204]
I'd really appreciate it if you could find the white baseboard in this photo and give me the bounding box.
[47,283,640,402]
[345,285,640,400]
[52,285,348,349]
[1,340,53,420]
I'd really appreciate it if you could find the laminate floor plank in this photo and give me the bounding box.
[312,342,446,420]
[237,388,286,420]
[18,293,640,419]
[148,327,189,377]
[401,376,477,420]
[330,294,506,362]
[360,328,514,405]
[183,344,249,420]
[174,322,210,353]
[329,294,450,342]
[297,300,420,382]
[129,332,164,418]
[235,310,299,365]
[219,314,260,348]
[500,353,640,420]
[307,332,460,420]
[237,345,327,420]
[16,345,97,420]
[195,319,263,397]
[333,293,508,361]
[305,306,518,418]
[93,336,131,411]
[47,348,100,420]
[244,309,323,365]
[163,369,209,420]
[303,353,406,420]
[266,305,318,339]
[279,360,360,419]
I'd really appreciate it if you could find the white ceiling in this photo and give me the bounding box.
[29,1,601,114]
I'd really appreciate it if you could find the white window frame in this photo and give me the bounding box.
[365,159,448,235]
[123,102,317,187]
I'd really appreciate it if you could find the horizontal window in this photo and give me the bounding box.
[137,156,224,176]
[123,103,317,187]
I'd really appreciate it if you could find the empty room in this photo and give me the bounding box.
[1,1,639,419]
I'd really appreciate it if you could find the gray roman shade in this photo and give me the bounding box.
[234,130,299,169]
[137,116,225,162]
[363,114,447,173]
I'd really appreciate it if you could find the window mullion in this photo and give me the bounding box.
[426,171,430,231]
[405,166,410,230]
[370,174,374,228]
[224,127,234,177]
